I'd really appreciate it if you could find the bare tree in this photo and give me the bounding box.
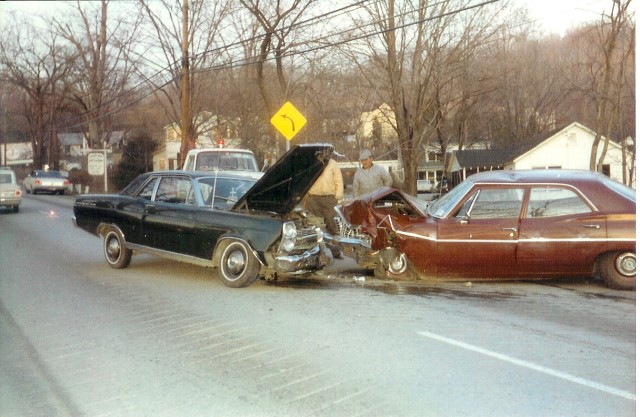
[54,1,143,150]
[238,0,314,156]
[348,0,502,195]
[138,0,234,165]
[0,16,74,169]
[575,0,634,172]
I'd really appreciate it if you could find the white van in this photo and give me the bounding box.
[182,148,263,179]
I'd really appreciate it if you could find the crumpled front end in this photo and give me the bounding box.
[331,187,428,272]
[267,221,331,276]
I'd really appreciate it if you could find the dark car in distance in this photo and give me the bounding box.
[335,170,636,290]
[73,144,335,287]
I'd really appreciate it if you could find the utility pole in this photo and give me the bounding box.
[3,102,7,166]
[179,0,191,167]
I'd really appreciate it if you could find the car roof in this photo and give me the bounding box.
[187,148,255,154]
[466,169,635,211]
[466,169,605,185]
[139,170,256,180]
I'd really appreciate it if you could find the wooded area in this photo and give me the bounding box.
[0,0,635,191]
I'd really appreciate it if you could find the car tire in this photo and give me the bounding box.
[103,229,132,269]
[374,252,417,281]
[214,240,260,288]
[598,251,635,290]
[12,205,19,213]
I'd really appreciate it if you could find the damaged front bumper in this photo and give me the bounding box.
[274,244,332,273]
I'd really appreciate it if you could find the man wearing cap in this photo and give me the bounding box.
[353,148,393,197]
[306,154,344,235]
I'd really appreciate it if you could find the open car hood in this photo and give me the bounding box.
[233,144,334,215]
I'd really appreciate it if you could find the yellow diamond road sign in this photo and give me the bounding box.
[270,101,307,141]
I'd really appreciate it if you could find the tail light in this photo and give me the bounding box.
[64,180,70,186]
[35,179,42,185]
[15,189,22,197]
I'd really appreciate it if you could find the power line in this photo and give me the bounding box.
[60,0,501,131]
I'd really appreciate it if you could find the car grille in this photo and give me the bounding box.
[335,216,372,246]
[294,226,323,250]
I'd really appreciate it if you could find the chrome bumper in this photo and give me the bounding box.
[274,244,331,273]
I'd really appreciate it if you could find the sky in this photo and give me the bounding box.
[0,0,626,36]
[518,0,622,35]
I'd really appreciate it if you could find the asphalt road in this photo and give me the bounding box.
[0,194,636,417]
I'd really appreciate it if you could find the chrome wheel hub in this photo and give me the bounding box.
[388,253,408,275]
[226,251,246,276]
[615,252,636,277]
[107,237,120,259]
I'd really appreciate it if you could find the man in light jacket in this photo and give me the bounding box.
[306,154,344,235]
[352,149,393,197]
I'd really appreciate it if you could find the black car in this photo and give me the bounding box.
[73,144,334,287]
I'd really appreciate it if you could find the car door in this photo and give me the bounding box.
[436,187,524,278]
[142,175,196,254]
[517,186,605,276]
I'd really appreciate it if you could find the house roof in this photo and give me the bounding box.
[101,131,125,146]
[451,124,571,170]
[58,131,125,147]
[58,132,85,146]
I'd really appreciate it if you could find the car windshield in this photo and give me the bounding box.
[428,180,474,218]
[403,192,429,214]
[196,176,256,208]
[196,152,258,172]
[120,175,150,196]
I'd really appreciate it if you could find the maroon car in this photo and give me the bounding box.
[335,170,636,290]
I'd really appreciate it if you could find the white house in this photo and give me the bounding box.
[357,103,398,154]
[153,112,245,171]
[448,122,635,188]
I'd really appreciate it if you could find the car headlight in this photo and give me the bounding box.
[280,221,298,253]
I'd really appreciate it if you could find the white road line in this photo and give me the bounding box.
[418,330,636,401]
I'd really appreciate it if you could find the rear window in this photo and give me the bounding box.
[35,170,64,178]
[527,187,592,218]
[0,172,15,184]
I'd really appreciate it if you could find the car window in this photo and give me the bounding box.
[196,177,256,208]
[138,178,158,200]
[527,187,592,218]
[0,173,13,184]
[195,152,259,172]
[197,154,220,171]
[467,188,524,219]
[155,177,192,204]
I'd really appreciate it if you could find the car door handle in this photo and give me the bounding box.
[145,204,157,214]
[501,227,518,233]
[582,224,601,229]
